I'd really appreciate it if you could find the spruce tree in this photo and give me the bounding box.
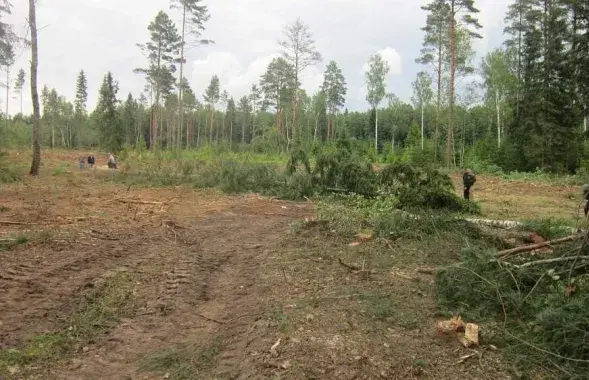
[94,72,122,152]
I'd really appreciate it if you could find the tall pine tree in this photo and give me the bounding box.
[135,11,181,150]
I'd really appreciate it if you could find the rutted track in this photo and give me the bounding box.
[36,199,313,379]
[0,231,154,349]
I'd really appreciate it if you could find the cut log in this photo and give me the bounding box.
[497,233,586,259]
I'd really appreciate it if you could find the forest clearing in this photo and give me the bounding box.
[0,149,587,379]
[1,0,589,378]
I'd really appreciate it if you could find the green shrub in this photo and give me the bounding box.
[378,163,479,214]
[0,151,19,183]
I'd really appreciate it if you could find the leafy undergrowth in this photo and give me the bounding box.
[0,151,20,184]
[117,143,479,217]
[437,239,589,379]
[0,269,137,377]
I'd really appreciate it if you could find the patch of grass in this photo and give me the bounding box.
[141,337,222,380]
[0,234,28,251]
[268,306,294,334]
[0,151,20,184]
[358,291,428,329]
[51,163,70,176]
[0,270,136,376]
[518,217,581,239]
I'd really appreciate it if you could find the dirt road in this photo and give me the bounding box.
[0,173,313,379]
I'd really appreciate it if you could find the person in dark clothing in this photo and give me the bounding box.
[462,169,476,200]
[582,184,589,217]
[87,155,95,169]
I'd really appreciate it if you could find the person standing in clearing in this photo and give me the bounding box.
[107,153,117,170]
[78,156,86,170]
[87,154,95,169]
[462,169,476,200]
[581,184,589,217]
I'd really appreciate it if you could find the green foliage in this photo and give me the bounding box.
[0,151,20,183]
[436,243,589,378]
[286,148,311,175]
[94,72,123,152]
[378,162,478,213]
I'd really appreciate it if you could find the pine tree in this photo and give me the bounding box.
[219,89,229,141]
[237,95,251,145]
[94,72,122,152]
[503,0,534,119]
[203,74,220,143]
[121,93,138,146]
[416,0,451,161]
[13,68,24,115]
[170,0,210,151]
[260,57,295,137]
[249,84,262,138]
[179,77,196,146]
[74,70,88,146]
[28,0,41,175]
[135,11,181,149]
[226,97,236,143]
[444,0,482,167]
[74,70,88,116]
[321,60,347,140]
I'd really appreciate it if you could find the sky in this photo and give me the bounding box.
[6,0,510,115]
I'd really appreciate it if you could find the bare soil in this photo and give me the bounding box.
[0,150,579,379]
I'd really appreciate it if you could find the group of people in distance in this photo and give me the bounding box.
[78,153,117,170]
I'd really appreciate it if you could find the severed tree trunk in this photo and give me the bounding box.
[28,0,41,175]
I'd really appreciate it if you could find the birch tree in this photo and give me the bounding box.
[365,53,389,153]
[411,71,433,150]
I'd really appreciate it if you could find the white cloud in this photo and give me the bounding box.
[191,52,324,101]
[361,47,402,77]
[6,0,509,114]
[357,46,402,102]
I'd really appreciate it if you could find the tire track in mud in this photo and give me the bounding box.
[47,201,313,380]
[0,230,154,349]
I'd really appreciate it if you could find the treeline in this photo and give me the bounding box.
[0,0,588,174]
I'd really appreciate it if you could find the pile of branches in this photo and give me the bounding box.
[286,144,477,213]
[436,232,589,378]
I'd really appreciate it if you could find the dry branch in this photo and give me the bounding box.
[497,233,585,259]
[0,221,34,225]
[115,198,164,205]
[517,256,589,269]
